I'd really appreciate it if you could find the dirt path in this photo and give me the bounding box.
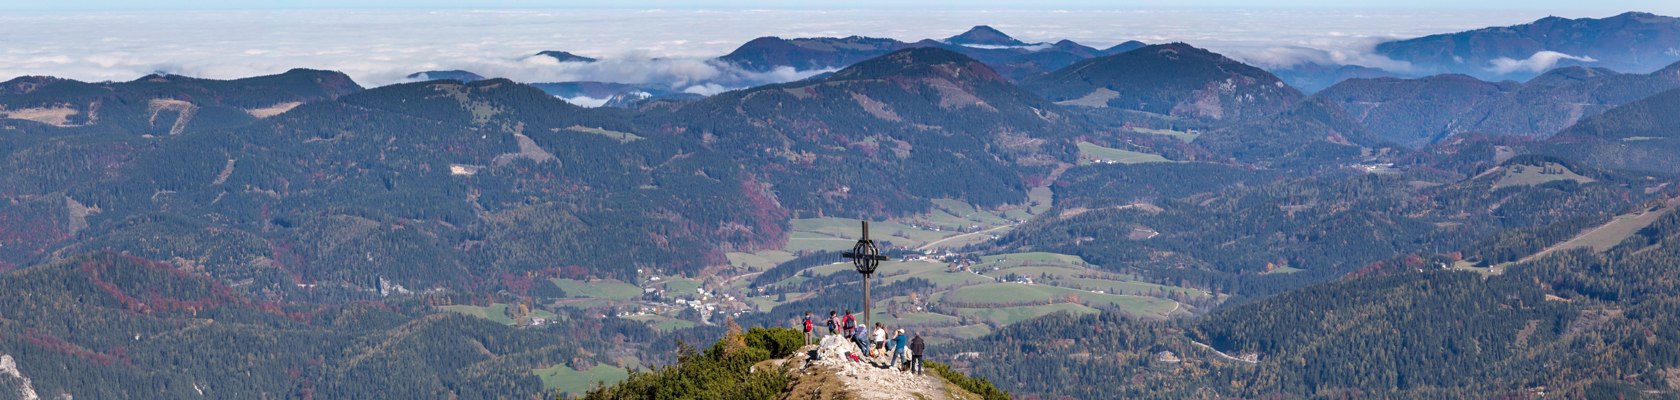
[1189,340,1257,364]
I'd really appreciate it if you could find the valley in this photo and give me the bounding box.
[3,9,1680,399]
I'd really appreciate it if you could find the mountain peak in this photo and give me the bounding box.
[1024,42,1301,121]
[406,70,487,82]
[827,47,1005,83]
[535,50,597,63]
[1609,11,1667,21]
[1527,65,1621,85]
[1099,40,1148,55]
[1147,42,1223,60]
[946,25,1028,46]
[0,75,67,95]
[718,35,911,71]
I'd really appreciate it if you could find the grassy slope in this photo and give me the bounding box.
[535,364,630,396]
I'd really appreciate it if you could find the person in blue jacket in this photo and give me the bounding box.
[890,329,909,368]
[852,326,870,356]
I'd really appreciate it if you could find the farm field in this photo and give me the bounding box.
[622,313,699,332]
[952,303,1103,326]
[439,303,557,325]
[726,250,796,271]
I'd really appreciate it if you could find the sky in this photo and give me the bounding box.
[4,0,1676,12]
[0,3,1674,102]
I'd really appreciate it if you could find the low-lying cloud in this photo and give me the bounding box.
[425,54,824,93]
[1487,51,1599,74]
[1231,42,1417,74]
[0,9,1553,90]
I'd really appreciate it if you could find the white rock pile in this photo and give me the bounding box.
[796,335,945,400]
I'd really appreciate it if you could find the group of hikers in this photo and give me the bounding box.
[801,309,925,375]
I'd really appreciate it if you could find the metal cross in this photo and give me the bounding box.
[842,221,889,334]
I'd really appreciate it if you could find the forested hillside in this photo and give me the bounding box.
[0,252,651,398]
[951,197,1680,398]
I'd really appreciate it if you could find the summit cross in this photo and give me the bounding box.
[841,221,890,333]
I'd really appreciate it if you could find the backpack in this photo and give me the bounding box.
[826,318,837,331]
[842,315,855,331]
[803,316,813,332]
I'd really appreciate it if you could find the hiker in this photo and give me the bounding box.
[909,332,925,375]
[827,310,840,336]
[890,329,908,368]
[802,311,815,345]
[842,309,857,336]
[852,325,870,355]
[871,323,886,357]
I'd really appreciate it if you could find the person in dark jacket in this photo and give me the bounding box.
[909,332,926,375]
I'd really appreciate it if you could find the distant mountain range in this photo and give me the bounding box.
[400,13,1680,111]
[1319,61,1680,146]
[1376,12,1680,80]
[715,25,1144,82]
[418,25,1149,105]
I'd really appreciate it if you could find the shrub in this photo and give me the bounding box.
[743,327,805,358]
[925,361,1010,400]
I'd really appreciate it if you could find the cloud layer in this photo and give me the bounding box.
[0,9,1556,88]
[1487,51,1599,74]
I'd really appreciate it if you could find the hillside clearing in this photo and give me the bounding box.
[1522,205,1671,262]
[1131,127,1200,142]
[564,125,644,142]
[1491,162,1594,189]
[1077,142,1170,165]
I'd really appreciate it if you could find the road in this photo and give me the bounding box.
[917,224,1016,252]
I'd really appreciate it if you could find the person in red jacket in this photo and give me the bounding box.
[802,311,815,345]
[841,309,857,336]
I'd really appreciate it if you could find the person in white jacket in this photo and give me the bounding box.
[872,323,887,357]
